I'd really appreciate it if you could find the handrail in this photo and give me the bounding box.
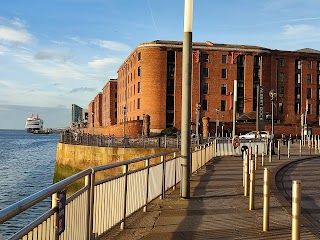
[0,168,93,223]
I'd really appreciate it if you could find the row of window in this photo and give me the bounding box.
[295,73,320,84]
[202,99,227,112]
[295,60,320,70]
[118,82,141,102]
[203,68,227,78]
[201,54,228,64]
[119,98,141,116]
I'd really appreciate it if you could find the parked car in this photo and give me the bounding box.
[239,131,270,140]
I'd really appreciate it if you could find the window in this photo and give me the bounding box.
[307,104,311,115]
[296,60,301,70]
[254,56,260,66]
[167,51,175,62]
[137,82,141,93]
[307,88,312,99]
[279,87,284,97]
[317,104,320,116]
[296,73,301,84]
[138,66,141,76]
[295,103,300,114]
[307,60,312,69]
[203,68,209,78]
[279,58,284,67]
[279,102,284,113]
[115,93,117,98]
[318,88,320,100]
[221,69,227,79]
[279,72,285,82]
[137,98,140,109]
[295,87,301,99]
[318,74,320,85]
[221,100,226,111]
[167,64,175,77]
[203,83,208,94]
[203,53,209,63]
[222,55,227,64]
[138,52,141,61]
[202,100,208,111]
[221,84,227,95]
[115,102,117,108]
[318,61,320,71]
[115,111,117,119]
[307,74,312,84]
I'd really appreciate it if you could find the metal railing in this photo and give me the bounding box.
[60,132,203,148]
[0,141,215,240]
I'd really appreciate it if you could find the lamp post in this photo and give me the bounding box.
[142,113,145,138]
[123,106,127,144]
[195,103,201,138]
[91,112,94,136]
[215,108,219,137]
[269,90,277,154]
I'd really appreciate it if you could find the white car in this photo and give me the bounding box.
[239,131,270,140]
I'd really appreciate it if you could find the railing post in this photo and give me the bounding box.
[173,152,177,190]
[263,168,270,232]
[292,180,301,240]
[249,160,255,210]
[144,159,150,212]
[52,193,59,240]
[278,140,281,160]
[121,165,128,230]
[88,171,95,240]
[161,155,166,199]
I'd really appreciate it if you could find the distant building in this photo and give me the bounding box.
[88,40,320,134]
[71,104,83,123]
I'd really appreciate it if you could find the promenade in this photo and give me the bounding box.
[103,143,320,239]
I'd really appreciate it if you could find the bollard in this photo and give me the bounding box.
[249,160,255,210]
[288,140,291,158]
[243,151,246,187]
[263,168,270,232]
[244,152,249,197]
[299,140,302,156]
[255,145,258,170]
[269,141,272,163]
[278,140,281,160]
[292,180,301,240]
[261,151,264,167]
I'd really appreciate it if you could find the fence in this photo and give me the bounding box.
[0,141,215,240]
[60,132,202,148]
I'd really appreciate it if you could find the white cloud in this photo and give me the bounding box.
[96,40,131,52]
[34,48,73,61]
[282,24,317,36]
[88,57,122,68]
[0,25,32,43]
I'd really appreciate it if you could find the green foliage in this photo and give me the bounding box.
[161,127,178,136]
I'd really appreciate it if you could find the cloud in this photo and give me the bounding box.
[34,48,73,61]
[282,24,317,36]
[67,36,87,45]
[88,57,122,68]
[69,87,96,93]
[0,25,32,43]
[95,40,131,52]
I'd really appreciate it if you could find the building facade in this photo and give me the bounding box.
[102,79,118,127]
[89,40,320,133]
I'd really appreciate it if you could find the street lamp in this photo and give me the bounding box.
[269,90,277,153]
[91,112,94,136]
[195,103,201,138]
[215,108,219,137]
[142,113,145,138]
[123,106,127,139]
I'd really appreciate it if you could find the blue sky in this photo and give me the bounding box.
[1,0,320,129]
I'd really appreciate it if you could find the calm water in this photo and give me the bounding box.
[0,129,60,239]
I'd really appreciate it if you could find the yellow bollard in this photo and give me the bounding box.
[292,180,301,240]
[263,168,270,232]
[244,152,249,196]
[249,160,255,210]
[288,140,291,158]
[299,140,302,156]
[261,151,264,167]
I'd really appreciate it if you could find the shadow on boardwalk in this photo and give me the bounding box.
[103,144,320,240]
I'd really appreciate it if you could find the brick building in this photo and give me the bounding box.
[88,40,320,134]
[102,79,118,127]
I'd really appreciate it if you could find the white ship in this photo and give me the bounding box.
[25,114,44,133]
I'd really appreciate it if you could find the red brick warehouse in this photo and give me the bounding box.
[88,40,320,135]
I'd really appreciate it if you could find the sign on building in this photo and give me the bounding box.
[256,86,264,131]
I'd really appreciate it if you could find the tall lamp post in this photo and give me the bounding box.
[195,103,201,138]
[222,114,224,137]
[91,112,94,136]
[269,90,277,154]
[123,106,127,145]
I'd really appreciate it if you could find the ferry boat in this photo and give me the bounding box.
[25,114,44,133]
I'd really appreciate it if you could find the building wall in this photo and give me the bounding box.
[86,40,320,135]
[102,80,118,127]
[94,93,103,127]
[88,101,95,128]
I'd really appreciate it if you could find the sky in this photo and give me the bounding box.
[1,0,320,129]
